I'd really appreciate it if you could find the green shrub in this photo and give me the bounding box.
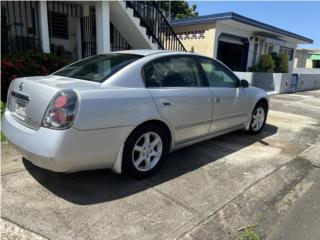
[1,101,5,116]
[1,101,6,142]
[250,52,288,73]
[277,53,288,73]
[1,51,71,102]
[237,227,260,240]
[256,54,275,72]
[270,52,288,73]
[270,52,280,70]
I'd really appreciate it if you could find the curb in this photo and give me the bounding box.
[1,218,48,240]
[299,141,320,167]
[176,156,313,240]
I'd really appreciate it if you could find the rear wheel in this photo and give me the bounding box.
[247,102,267,135]
[122,124,168,178]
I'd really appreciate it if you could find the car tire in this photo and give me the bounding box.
[122,124,169,178]
[247,102,268,135]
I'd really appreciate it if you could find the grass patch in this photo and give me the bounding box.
[237,227,260,240]
[1,132,6,142]
[1,101,6,142]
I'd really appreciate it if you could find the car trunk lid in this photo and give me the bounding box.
[7,75,100,129]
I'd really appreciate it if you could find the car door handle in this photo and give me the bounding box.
[159,99,171,106]
[213,97,222,103]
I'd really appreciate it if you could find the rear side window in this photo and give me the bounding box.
[54,54,142,82]
[144,56,203,87]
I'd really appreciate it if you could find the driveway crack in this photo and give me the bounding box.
[1,217,50,240]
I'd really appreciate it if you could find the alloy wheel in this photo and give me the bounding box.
[132,132,163,172]
[251,107,265,132]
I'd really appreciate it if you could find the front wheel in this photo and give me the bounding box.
[247,103,267,135]
[122,124,168,178]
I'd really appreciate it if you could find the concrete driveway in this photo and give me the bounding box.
[1,90,320,240]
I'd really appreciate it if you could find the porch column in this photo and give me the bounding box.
[38,1,50,53]
[95,1,110,53]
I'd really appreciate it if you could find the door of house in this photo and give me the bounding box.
[290,74,299,92]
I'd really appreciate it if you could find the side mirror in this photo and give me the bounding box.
[240,79,249,88]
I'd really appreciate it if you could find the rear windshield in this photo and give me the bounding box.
[54,54,142,82]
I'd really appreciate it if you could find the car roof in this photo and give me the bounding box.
[113,49,195,57]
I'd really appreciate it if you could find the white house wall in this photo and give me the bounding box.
[172,23,216,57]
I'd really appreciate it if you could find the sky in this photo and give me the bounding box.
[187,1,320,49]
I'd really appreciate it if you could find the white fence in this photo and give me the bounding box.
[234,71,320,94]
[293,68,320,74]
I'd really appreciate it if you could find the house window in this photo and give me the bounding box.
[280,46,294,60]
[313,60,320,69]
[49,12,68,39]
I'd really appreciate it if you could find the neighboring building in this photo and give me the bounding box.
[294,49,320,69]
[171,12,313,73]
[1,1,185,61]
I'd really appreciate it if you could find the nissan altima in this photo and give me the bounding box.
[2,50,269,178]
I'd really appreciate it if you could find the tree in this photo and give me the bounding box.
[159,1,198,20]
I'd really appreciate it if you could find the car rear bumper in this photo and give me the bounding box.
[2,110,134,172]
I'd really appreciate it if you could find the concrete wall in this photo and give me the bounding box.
[298,74,320,91]
[234,71,320,94]
[293,68,320,74]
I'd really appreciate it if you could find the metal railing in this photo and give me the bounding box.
[1,1,41,55]
[126,1,186,52]
[110,23,132,51]
[81,15,96,58]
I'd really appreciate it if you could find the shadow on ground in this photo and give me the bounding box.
[23,124,278,205]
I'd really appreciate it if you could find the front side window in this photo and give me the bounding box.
[199,58,239,88]
[54,54,142,82]
[144,56,203,87]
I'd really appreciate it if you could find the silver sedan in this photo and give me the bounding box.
[2,50,269,178]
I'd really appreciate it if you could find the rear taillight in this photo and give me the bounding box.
[6,82,14,111]
[42,90,78,130]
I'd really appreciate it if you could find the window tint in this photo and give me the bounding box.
[200,59,239,88]
[54,54,142,82]
[144,56,202,87]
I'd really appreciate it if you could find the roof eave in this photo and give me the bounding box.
[171,12,313,44]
